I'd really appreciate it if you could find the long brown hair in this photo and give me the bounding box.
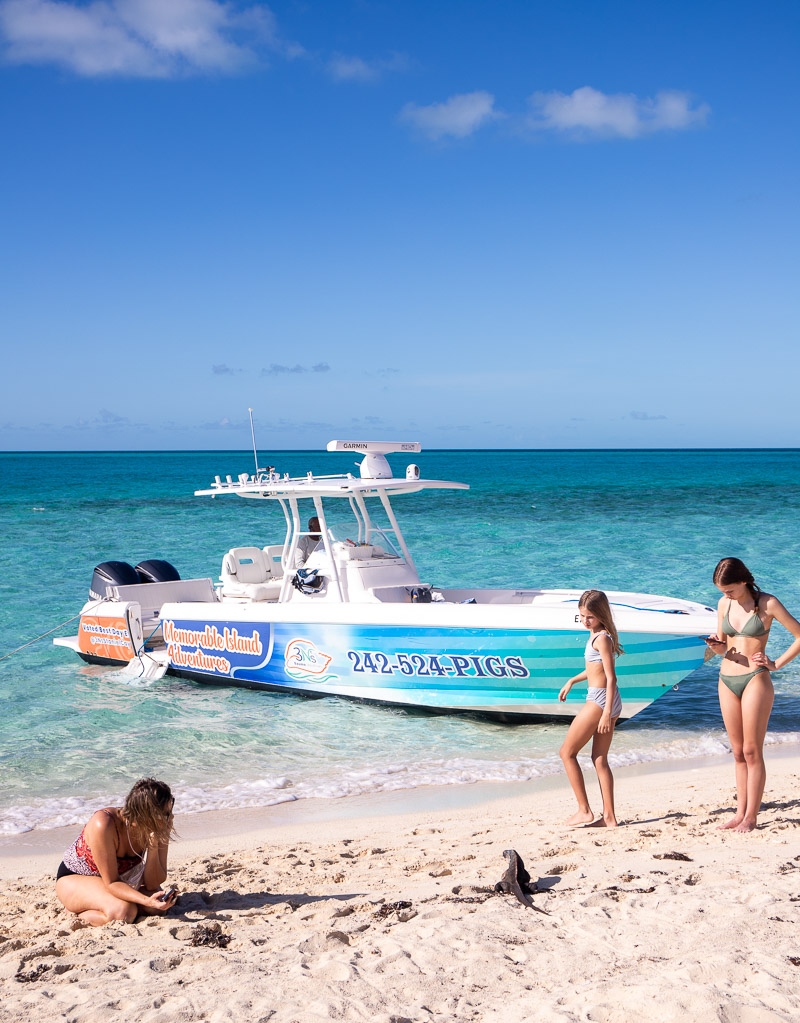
[579,589,624,657]
[712,557,762,610]
[121,778,175,848]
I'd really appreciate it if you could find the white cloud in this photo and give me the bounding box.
[527,86,709,138]
[327,51,409,83]
[0,0,298,77]
[400,90,498,140]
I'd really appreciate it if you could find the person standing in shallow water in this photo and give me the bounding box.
[558,589,623,828]
[704,558,800,833]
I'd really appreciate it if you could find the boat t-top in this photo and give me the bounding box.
[54,440,715,721]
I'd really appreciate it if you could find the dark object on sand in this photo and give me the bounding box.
[15,963,51,983]
[374,900,413,920]
[189,923,231,948]
[494,849,544,911]
[653,852,693,862]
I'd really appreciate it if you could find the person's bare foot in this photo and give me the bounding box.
[733,819,757,833]
[587,816,618,828]
[717,816,744,830]
[565,809,595,826]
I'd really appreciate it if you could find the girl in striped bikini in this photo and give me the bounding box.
[558,589,623,828]
[705,558,800,833]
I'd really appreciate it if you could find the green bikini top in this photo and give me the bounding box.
[721,600,767,638]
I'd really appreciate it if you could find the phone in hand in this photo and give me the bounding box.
[160,887,178,902]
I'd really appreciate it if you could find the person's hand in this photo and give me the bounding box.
[597,712,613,734]
[704,635,725,648]
[148,890,177,913]
[558,683,571,702]
[750,651,775,670]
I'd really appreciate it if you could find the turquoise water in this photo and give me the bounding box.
[2,448,800,833]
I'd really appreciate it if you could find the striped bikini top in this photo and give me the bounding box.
[61,809,146,886]
[585,631,613,663]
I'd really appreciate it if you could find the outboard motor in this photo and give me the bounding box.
[135,559,181,584]
[89,561,139,600]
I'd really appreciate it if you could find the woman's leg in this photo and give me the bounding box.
[559,702,603,824]
[717,679,747,829]
[590,721,619,827]
[736,673,774,832]
[56,875,138,927]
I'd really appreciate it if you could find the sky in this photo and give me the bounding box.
[0,0,798,451]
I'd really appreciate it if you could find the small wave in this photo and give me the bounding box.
[3,730,800,836]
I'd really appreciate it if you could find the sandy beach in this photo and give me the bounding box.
[1,751,799,1023]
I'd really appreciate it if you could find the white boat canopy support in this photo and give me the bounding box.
[195,441,469,604]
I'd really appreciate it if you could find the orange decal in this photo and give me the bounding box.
[78,615,135,662]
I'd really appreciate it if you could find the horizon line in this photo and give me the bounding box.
[2,447,800,455]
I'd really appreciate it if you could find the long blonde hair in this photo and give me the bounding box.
[579,589,623,657]
[121,778,175,849]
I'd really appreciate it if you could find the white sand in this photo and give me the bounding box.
[1,752,800,1022]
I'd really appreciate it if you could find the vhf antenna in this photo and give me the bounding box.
[248,408,259,476]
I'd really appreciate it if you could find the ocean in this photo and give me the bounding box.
[1,448,799,835]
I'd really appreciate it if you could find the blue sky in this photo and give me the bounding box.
[1,0,797,451]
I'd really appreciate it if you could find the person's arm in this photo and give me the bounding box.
[142,838,170,891]
[85,814,171,913]
[596,634,617,733]
[559,668,588,701]
[704,598,727,656]
[294,537,309,569]
[751,596,800,671]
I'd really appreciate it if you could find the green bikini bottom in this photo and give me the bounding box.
[719,667,769,698]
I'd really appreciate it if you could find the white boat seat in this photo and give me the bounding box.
[262,544,285,577]
[220,546,282,601]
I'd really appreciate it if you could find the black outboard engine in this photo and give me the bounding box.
[135,559,181,584]
[89,561,139,600]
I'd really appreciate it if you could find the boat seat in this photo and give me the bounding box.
[220,546,282,601]
[262,544,285,577]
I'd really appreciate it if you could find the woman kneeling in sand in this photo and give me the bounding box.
[558,590,623,828]
[56,778,178,927]
[705,557,800,833]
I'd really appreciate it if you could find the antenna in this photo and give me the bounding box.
[248,408,259,476]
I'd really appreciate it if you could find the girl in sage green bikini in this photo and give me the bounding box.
[705,558,800,833]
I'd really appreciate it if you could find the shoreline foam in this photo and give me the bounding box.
[3,740,799,876]
[2,727,800,839]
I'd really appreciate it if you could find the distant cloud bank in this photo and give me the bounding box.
[630,411,667,421]
[213,362,331,376]
[0,0,300,77]
[400,86,708,141]
[261,362,330,377]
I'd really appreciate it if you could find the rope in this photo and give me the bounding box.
[0,599,104,663]
[560,598,688,615]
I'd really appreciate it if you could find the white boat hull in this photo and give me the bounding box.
[150,592,713,721]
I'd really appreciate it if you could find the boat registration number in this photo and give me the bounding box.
[346,650,529,679]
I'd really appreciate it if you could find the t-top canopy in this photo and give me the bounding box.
[195,439,468,500]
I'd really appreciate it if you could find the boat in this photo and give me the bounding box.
[54,440,716,722]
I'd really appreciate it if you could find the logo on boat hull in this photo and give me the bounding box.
[285,638,336,684]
